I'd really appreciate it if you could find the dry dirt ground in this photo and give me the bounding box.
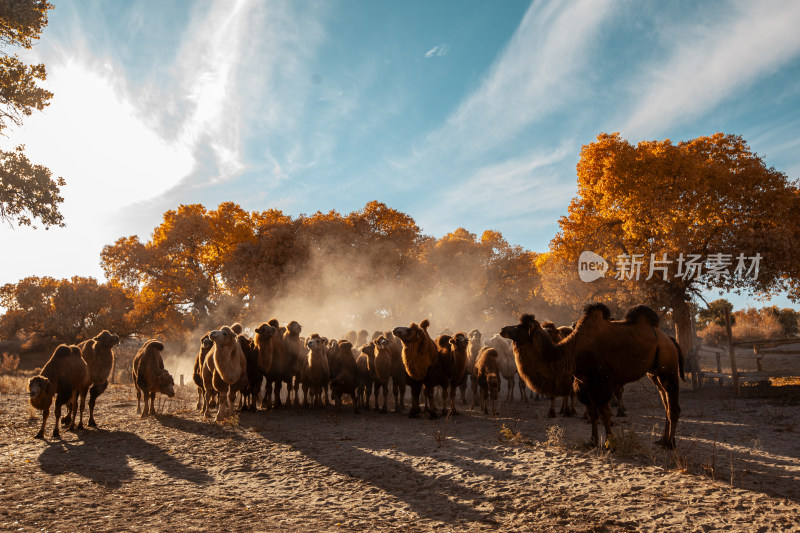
[1,349,799,532]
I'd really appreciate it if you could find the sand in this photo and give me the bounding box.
[1,357,799,532]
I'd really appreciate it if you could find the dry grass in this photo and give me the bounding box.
[0,352,20,374]
[0,374,28,394]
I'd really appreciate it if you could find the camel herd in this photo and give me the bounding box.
[27,303,686,448]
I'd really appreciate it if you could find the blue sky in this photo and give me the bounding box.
[1,0,799,311]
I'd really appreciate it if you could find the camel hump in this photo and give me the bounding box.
[582,302,611,319]
[519,314,536,325]
[420,319,430,331]
[267,318,280,328]
[624,305,659,327]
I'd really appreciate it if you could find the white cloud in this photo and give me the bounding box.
[623,0,800,138]
[424,44,450,58]
[420,0,614,161]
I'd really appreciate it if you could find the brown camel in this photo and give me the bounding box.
[500,303,684,448]
[132,340,175,417]
[80,330,120,428]
[203,326,247,421]
[392,319,448,419]
[541,321,577,418]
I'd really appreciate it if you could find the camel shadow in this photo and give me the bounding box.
[156,413,246,441]
[37,429,212,488]
[261,409,511,524]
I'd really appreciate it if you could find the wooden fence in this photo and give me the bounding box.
[696,337,800,394]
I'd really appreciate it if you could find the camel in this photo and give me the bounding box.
[385,332,407,413]
[362,336,392,414]
[392,319,448,419]
[203,326,247,422]
[193,334,214,410]
[500,303,685,448]
[462,329,482,408]
[475,347,500,416]
[282,320,304,405]
[303,334,330,408]
[483,334,526,402]
[28,345,90,439]
[79,330,120,428]
[446,332,469,415]
[132,340,175,417]
[541,321,577,418]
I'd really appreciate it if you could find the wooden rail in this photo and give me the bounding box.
[696,338,800,392]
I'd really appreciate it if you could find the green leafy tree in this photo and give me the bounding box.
[0,1,65,228]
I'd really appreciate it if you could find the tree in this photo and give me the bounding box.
[0,1,64,228]
[0,275,134,345]
[697,299,734,329]
[547,132,800,354]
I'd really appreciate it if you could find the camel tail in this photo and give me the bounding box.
[670,337,686,381]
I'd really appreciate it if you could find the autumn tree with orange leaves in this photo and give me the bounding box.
[541,132,800,355]
[0,276,133,345]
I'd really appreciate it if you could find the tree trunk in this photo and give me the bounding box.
[671,292,699,390]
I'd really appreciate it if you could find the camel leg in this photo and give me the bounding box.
[196,387,203,411]
[67,391,78,431]
[408,379,423,418]
[599,402,613,444]
[87,380,108,428]
[52,401,63,439]
[77,389,88,429]
[548,397,557,418]
[470,375,478,410]
[585,403,601,447]
[519,378,528,403]
[652,375,680,449]
[481,386,488,415]
[614,385,627,417]
[423,384,439,419]
[505,375,514,402]
[35,404,50,439]
[136,386,143,415]
[449,383,459,416]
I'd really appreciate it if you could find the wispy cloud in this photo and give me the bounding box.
[419,0,614,163]
[424,44,450,58]
[623,0,800,139]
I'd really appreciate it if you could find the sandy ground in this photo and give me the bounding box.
[1,349,799,532]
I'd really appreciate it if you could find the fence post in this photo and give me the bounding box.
[725,307,740,396]
[753,345,763,372]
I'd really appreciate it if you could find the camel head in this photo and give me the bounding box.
[28,375,54,409]
[468,329,481,343]
[360,342,376,358]
[210,326,237,348]
[159,369,176,397]
[500,314,540,345]
[392,319,430,345]
[94,330,121,349]
[449,332,469,351]
[200,333,213,352]
[254,323,278,341]
[344,330,357,344]
[337,340,354,360]
[287,321,302,336]
[306,335,325,351]
[375,336,389,351]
